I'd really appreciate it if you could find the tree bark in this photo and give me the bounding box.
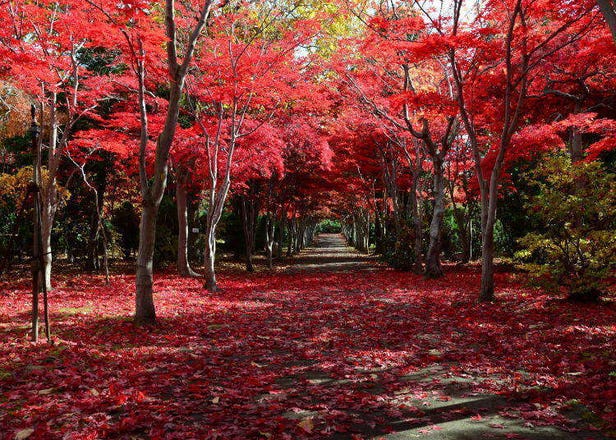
[176,177,198,277]
[41,95,59,293]
[447,175,471,264]
[202,167,233,291]
[265,213,275,269]
[40,202,55,292]
[241,195,256,272]
[480,209,496,301]
[597,0,616,42]
[286,217,294,257]
[569,102,584,162]
[425,157,445,278]
[31,107,41,342]
[204,224,217,291]
[410,179,424,273]
[135,202,157,323]
[276,210,285,259]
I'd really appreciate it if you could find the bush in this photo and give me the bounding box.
[515,155,615,301]
[317,219,342,233]
[382,223,416,271]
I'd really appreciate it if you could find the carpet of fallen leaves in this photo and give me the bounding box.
[0,266,615,439]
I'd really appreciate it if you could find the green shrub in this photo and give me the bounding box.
[317,219,342,233]
[515,155,615,301]
[383,223,416,271]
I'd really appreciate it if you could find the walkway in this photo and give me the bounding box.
[275,234,607,440]
[284,233,379,273]
[0,234,610,439]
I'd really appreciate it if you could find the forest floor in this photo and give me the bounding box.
[0,234,614,439]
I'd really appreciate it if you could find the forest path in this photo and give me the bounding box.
[275,234,607,440]
[283,233,379,273]
[0,236,611,439]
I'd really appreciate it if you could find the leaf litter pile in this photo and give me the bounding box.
[0,268,614,439]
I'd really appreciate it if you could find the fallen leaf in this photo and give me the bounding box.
[298,418,314,433]
[15,429,34,440]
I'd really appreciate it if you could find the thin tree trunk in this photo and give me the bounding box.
[87,212,99,270]
[41,94,58,293]
[202,173,233,291]
[458,217,471,263]
[425,157,445,278]
[241,195,256,272]
[204,223,217,291]
[265,213,275,269]
[411,178,423,273]
[297,218,306,251]
[276,210,284,259]
[40,204,55,292]
[447,177,471,264]
[176,178,198,277]
[374,209,384,253]
[135,202,157,323]
[31,106,42,342]
[569,102,584,161]
[479,174,499,301]
[286,218,294,257]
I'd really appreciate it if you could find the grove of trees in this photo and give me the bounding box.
[0,0,614,326]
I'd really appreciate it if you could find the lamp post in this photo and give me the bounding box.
[30,104,41,342]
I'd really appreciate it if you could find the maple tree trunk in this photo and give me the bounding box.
[410,179,423,273]
[276,211,284,259]
[176,180,198,277]
[30,108,41,342]
[295,219,302,253]
[479,172,499,302]
[87,213,99,271]
[265,213,275,269]
[569,128,583,162]
[374,211,384,253]
[458,223,471,263]
[40,202,55,292]
[305,222,315,246]
[135,202,157,323]
[286,218,294,257]
[569,102,584,162]
[425,158,445,278]
[241,196,256,272]
[480,217,496,302]
[448,182,471,264]
[85,163,109,271]
[40,98,59,293]
[203,208,220,292]
[202,176,232,291]
[354,210,369,252]
[295,220,302,252]
[597,0,616,42]
[204,226,217,292]
[298,219,307,251]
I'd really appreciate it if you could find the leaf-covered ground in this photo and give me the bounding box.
[1,236,615,439]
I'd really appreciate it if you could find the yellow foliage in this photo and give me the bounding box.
[0,166,70,211]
